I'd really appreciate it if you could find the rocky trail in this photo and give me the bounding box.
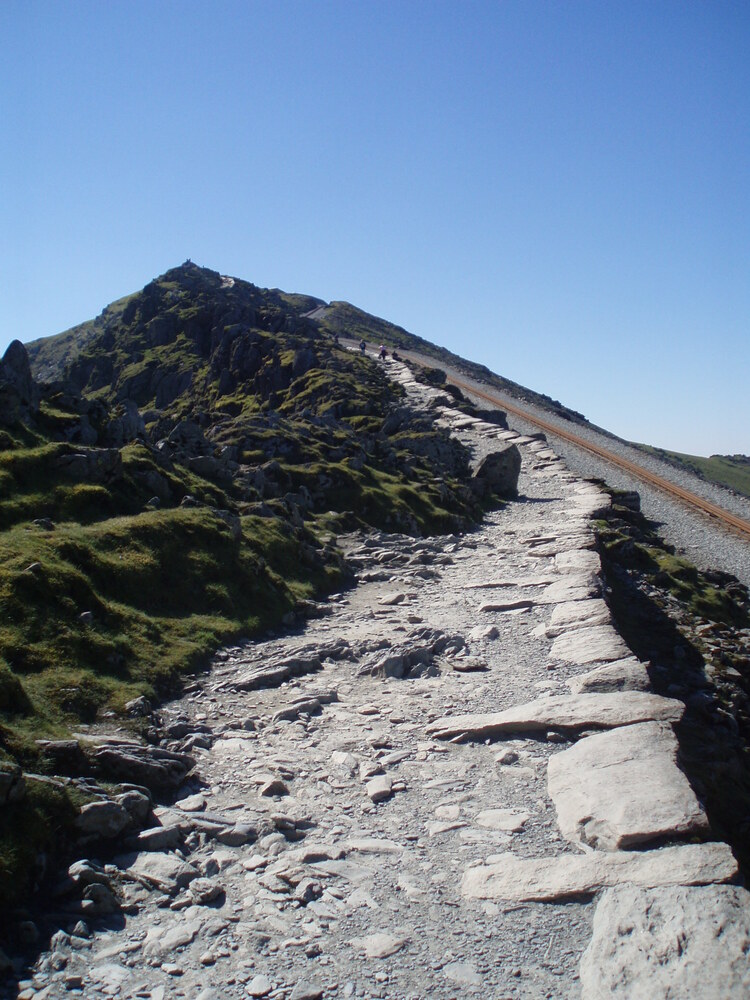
[9,360,749,999]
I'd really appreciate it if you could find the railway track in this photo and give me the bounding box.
[397,349,750,543]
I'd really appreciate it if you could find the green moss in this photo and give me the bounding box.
[596,517,749,629]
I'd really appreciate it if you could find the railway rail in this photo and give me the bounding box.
[396,348,750,543]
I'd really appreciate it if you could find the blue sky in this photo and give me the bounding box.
[2,0,748,455]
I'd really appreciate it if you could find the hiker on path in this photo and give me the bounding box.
[379,344,387,360]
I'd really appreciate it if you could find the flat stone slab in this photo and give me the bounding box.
[567,657,652,694]
[537,576,600,604]
[579,884,750,999]
[464,577,553,590]
[547,599,611,636]
[554,550,601,575]
[550,625,631,665]
[478,599,535,613]
[547,721,710,850]
[461,842,737,902]
[426,691,684,741]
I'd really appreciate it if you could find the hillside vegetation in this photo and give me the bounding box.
[2,263,499,901]
[636,445,750,500]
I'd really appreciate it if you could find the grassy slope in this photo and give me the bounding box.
[637,445,750,499]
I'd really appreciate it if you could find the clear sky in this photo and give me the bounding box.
[2,1,748,455]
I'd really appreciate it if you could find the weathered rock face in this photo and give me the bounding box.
[547,721,710,850]
[0,340,39,425]
[579,884,750,999]
[471,444,522,498]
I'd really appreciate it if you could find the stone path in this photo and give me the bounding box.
[18,360,748,999]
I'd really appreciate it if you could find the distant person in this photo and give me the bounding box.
[359,340,367,353]
[332,333,340,346]
[379,344,387,360]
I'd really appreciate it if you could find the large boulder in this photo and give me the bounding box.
[0,340,39,425]
[471,445,521,498]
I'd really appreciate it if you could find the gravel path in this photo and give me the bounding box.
[15,361,746,1000]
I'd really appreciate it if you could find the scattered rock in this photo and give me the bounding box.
[120,851,200,894]
[444,960,483,986]
[247,974,273,997]
[475,808,529,832]
[259,778,289,797]
[350,931,409,958]
[289,983,324,1000]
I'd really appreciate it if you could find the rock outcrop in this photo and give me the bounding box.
[0,340,39,425]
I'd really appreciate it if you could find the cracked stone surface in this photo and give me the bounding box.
[547,721,711,850]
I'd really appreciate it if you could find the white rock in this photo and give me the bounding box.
[428,820,467,836]
[174,792,206,812]
[538,577,600,604]
[247,974,273,997]
[550,625,631,665]
[475,809,529,832]
[435,804,461,820]
[427,691,684,741]
[461,842,737,902]
[554,550,601,575]
[580,884,750,999]
[142,917,203,956]
[349,931,408,958]
[566,657,652,694]
[444,960,483,985]
[366,775,393,802]
[378,592,407,606]
[547,599,611,635]
[346,837,404,854]
[547,722,710,850]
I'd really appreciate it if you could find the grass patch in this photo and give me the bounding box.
[637,445,750,499]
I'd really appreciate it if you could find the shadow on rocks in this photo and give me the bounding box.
[599,532,750,881]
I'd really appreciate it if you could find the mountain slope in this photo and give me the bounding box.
[2,262,512,903]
